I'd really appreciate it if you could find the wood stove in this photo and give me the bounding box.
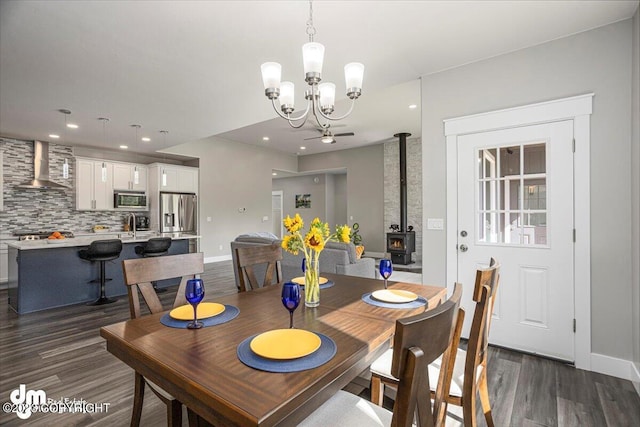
[386,132,415,265]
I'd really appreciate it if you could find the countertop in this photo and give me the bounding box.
[7,232,200,250]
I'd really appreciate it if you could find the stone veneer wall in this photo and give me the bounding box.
[384,136,422,262]
[0,137,146,234]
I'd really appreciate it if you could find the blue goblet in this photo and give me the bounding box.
[281,282,301,329]
[301,257,306,273]
[185,278,205,329]
[379,259,393,289]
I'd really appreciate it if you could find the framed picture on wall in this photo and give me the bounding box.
[295,194,311,208]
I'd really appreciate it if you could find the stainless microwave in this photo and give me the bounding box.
[114,191,147,209]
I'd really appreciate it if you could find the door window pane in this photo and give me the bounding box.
[477,142,548,247]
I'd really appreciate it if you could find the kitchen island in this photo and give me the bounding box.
[6,233,200,314]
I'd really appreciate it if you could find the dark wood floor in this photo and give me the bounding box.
[1,260,638,426]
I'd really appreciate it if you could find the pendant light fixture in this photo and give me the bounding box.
[98,117,110,182]
[160,130,169,187]
[131,124,141,184]
[58,109,72,179]
[260,0,363,131]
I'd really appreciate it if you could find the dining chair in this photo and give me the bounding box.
[234,243,283,292]
[370,259,500,427]
[299,282,463,427]
[121,252,205,427]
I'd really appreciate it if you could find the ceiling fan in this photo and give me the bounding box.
[304,128,355,144]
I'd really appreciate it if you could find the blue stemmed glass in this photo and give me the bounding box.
[301,257,306,273]
[281,282,301,329]
[185,278,205,329]
[379,259,393,289]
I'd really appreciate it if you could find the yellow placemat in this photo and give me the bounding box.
[250,329,322,360]
[169,302,226,320]
[371,289,418,304]
[291,276,329,286]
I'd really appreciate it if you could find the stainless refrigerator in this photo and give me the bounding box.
[160,192,197,251]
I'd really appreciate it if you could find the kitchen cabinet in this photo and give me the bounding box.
[150,164,198,194]
[113,163,147,191]
[76,158,114,210]
[1,239,8,284]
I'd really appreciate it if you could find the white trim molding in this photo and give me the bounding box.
[205,255,232,264]
[591,353,640,384]
[444,93,593,371]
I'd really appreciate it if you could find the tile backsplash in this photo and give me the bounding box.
[0,137,147,235]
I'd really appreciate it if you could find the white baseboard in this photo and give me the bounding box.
[591,352,640,383]
[632,362,640,396]
[204,255,232,263]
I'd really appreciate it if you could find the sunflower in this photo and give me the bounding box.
[283,213,304,233]
[304,228,326,252]
[336,224,351,243]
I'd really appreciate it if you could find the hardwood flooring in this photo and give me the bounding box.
[1,260,638,426]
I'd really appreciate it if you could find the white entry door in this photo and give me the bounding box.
[456,120,575,362]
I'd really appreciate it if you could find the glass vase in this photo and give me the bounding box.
[304,256,320,307]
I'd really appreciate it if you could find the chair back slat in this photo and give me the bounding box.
[391,283,463,427]
[235,244,282,292]
[122,252,204,319]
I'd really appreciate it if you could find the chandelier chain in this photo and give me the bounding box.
[305,0,316,41]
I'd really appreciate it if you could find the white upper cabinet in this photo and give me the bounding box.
[76,158,114,210]
[151,164,198,194]
[113,163,148,191]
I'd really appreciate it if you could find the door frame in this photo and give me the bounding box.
[272,190,284,238]
[444,93,593,370]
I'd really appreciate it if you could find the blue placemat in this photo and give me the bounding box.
[160,305,240,329]
[361,293,427,309]
[237,332,336,373]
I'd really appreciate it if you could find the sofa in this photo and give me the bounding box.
[231,232,376,289]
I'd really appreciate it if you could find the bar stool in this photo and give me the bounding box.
[78,239,123,305]
[135,237,172,293]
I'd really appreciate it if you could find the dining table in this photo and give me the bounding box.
[99,273,447,426]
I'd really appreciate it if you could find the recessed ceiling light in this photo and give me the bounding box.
[408,104,417,109]
[49,134,60,139]
[262,136,270,141]
[300,146,306,150]
[120,145,128,149]
[66,123,79,129]
[272,172,277,176]
[141,137,151,142]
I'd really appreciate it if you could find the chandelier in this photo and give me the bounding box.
[260,0,364,130]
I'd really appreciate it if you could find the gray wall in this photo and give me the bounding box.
[166,136,297,259]
[632,7,640,391]
[272,174,328,227]
[298,144,385,252]
[333,173,348,226]
[421,19,635,360]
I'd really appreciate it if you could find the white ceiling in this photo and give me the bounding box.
[1,1,637,157]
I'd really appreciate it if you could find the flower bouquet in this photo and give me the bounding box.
[281,214,351,307]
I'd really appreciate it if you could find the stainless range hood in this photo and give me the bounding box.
[18,140,69,189]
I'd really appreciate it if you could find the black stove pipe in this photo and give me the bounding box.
[394,132,411,232]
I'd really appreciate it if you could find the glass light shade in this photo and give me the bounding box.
[261,62,282,89]
[101,163,107,183]
[344,62,364,89]
[302,42,325,74]
[162,169,167,187]
[280,81,295,107]
[62,159,69,179]
[134,166,139,185]
[318,82,336,109]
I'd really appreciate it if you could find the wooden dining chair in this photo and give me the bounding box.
[299,283,463,427]
[370,259,500,427]
[121,252,204,427]
[234,243,282,292]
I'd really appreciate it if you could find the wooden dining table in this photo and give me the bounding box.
[100,273,447,426]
